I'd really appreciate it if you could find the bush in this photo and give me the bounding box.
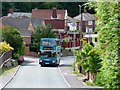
[13,53,20,60]
[2,26,23,54]
[95,72,104,86]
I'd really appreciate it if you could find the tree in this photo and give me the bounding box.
[80,43,93,80]
[87,0,120,88]
[2,26,24,56]
[31,25,56,52]
[2,2,15,16]
[88,48,102,81]
[74,43,102,81]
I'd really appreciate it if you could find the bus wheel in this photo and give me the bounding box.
[41,64,45,67]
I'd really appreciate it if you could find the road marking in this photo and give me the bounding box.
[58,66,71,88]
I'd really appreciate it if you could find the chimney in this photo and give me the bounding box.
[52,7,57,19]
[9,8,14,14]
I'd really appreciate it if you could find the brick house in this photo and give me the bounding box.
[74,12,97,46]
[74,12,96,33]
[32,8,82,48]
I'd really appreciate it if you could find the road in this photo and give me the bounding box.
[5,56,75,88]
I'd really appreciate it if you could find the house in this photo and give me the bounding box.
[32,7,67,32]
[32,8,67,19]
[74,12,96,33]
[2,17,44,56]
[65,16,81,48]
[66,16,79,31]
[32,7,82,48]
[74,12,97,46]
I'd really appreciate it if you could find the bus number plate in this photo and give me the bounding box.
[45,63,49,64]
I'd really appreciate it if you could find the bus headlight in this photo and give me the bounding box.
[52,60,56,63]
[39,60,42,62]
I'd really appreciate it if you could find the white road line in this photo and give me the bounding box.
[58,66,71,88]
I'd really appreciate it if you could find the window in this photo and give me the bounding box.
[86,27,93,33]
[89,28,93,33]
[88,21,93,25]
[41,40,55,46]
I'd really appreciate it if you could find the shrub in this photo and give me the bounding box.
[13,53,19,60]
[2,26,23,54]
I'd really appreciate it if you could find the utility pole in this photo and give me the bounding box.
[79,5,83,50]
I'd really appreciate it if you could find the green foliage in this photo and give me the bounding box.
[88,49,102,73]
[88,0,120,88]
[31,25,56,52]
[73,43,102,82]
[2,26,24,56]
[13,53,20,60]
[80,43,94,72]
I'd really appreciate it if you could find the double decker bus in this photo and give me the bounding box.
[39,38,61,67]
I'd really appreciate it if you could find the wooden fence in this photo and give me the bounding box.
[0,50,12,67]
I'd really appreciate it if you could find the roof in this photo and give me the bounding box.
[31,18,44,29]
[7,12,31,18]
[2,17,32,37]
[44,19,65,29]
[74,13,96,21]
[32,9,66,19]
[67,16,78,23]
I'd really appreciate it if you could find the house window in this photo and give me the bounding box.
[89,28,93,33]
[88,21,93,25]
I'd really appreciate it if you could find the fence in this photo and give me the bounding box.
[0,50,12,67]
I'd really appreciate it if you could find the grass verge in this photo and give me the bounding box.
[0,65,19,76]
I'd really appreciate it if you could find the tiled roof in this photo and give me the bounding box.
[2,17,32,37]
[31,18,44,29]
[32,9,66,19]
[74,13,96,21]
[44,19,65,29]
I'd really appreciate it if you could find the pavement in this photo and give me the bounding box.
[0,56,103,89]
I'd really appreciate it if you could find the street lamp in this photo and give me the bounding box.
[79,5,83,50]
[79,5,82,30]
[73,5,83,71]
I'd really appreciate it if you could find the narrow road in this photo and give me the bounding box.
[5,56,72,88]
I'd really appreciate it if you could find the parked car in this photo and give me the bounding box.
[18,56,24,65]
